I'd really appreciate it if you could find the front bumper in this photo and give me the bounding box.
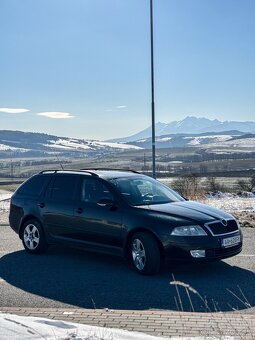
[162,230,243,262]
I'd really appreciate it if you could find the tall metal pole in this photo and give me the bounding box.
[150,0,156,178]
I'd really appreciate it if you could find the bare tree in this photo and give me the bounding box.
[205,176,225,193]
[237,175,255,192]
[171,174,202,199]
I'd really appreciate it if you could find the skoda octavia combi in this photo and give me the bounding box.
[9,169,242,274]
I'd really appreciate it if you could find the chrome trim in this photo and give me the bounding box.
[212,231,240,237]
[221,219,228,226]
[204,219,239,237]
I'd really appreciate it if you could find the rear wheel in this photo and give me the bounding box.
[21,219,47,254]
[131,232,161,275]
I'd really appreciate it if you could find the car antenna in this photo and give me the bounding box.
[56,153,64,170]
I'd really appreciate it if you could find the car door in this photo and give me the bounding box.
[73,177,124,251]
[42,174,79,240]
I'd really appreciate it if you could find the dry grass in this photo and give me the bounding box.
[170,274,254,339]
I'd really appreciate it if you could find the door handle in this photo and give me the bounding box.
[38,202,45,208]
[75,207,83,214]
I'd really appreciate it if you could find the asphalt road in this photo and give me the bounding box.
[0,225,254,313]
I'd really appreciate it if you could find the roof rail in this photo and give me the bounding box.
[78,170,99,176]
[80,168,140,174]
[39,169,98,176]
[39,170,58,174]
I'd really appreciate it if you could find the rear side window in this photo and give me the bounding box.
[18,175,50,197]
[48,175,78,201]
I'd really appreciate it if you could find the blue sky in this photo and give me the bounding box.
[1,0,255,140]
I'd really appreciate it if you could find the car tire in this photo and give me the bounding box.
[131,232,161,275]
[21,219,47,254]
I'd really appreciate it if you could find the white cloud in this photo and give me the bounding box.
[116,105,127,109]
[0,108,29,113]
[37,112,74,119]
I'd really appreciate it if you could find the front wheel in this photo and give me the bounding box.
[21,219,47,254]
[131,232,161,275]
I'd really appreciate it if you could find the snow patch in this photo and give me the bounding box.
[184,135,232,146]
[0,313,171,340]
[136,139,148,143]
[223,137,255,147]
[0,144,29,152]
[0,190,12,211]
[44,139,142,151]
[204,192,255,212]
[44,139,91,150]
[91,141,142,150]
[158,137,172,142]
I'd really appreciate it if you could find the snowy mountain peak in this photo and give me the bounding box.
[109,116,255,143]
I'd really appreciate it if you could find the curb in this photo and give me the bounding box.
[0,307,254,339]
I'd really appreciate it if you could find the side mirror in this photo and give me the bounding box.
[97,198,116,207]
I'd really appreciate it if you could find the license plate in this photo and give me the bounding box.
[222,235,241,248]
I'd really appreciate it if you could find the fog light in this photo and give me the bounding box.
[190,250,205,258]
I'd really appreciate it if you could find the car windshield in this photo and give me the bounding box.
[109,176,184,206]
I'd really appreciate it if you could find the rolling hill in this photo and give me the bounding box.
[0,130,141,158]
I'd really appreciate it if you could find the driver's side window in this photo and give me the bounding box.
[81,178,113,203]
[136,181,153,196]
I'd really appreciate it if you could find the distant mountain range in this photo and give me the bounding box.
[128,131,255,149]
[109,116,255,143]
[0,130,141,158]
[1,115,255,159]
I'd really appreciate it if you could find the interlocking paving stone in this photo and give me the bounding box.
[0,307,254,339]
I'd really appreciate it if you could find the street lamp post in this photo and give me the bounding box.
[150,0,156,178]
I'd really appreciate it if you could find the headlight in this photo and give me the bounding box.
[171,225,207,236]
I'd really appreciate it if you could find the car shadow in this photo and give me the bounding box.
[0,246,254,312]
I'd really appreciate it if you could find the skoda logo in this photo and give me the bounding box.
[221,219,228,226]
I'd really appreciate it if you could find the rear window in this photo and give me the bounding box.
[18,175,50,197]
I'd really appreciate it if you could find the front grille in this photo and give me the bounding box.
[206,244,242,258]
[206,219,238,235]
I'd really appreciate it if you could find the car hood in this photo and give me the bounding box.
[137,200,233,224]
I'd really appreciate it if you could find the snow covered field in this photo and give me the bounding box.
[0,190,12,201]
[0,190,12,225]
[204,194,255,212]
[0,190,12,212]
[203,194,255,228]
[0,313,170,340]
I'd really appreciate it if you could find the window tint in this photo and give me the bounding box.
[81,178,113,203]
[18,175,49,197]
[50,175,78,201]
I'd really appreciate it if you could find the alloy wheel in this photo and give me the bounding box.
[132,238,146,271]
[23,224,40,250]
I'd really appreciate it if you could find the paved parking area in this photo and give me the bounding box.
[0,225,254,338]
[1,226,254,312]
